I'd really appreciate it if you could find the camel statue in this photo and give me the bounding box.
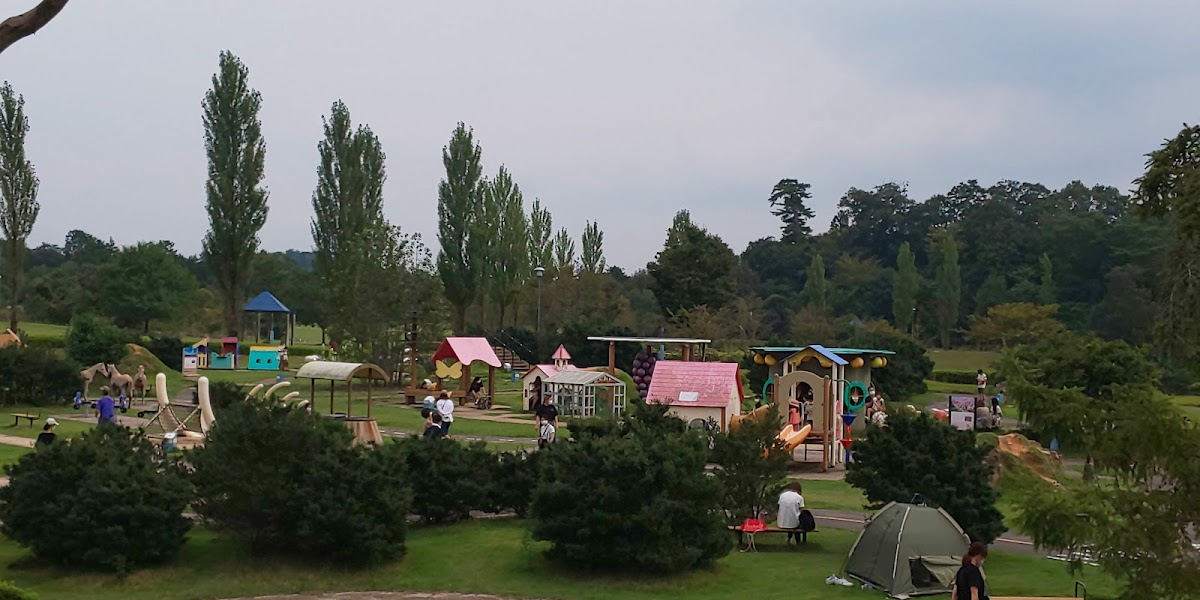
[107,364,134,399]
[132,366,148,401]
[80,363,108,400]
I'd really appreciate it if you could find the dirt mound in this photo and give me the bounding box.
[118,343,172,376]
[984,433,1063,488]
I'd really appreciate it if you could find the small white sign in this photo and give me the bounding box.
[678,391,699,402]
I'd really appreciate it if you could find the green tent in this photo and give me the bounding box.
[844,502,973,597]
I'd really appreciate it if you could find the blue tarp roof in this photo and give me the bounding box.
[243,290,291,314]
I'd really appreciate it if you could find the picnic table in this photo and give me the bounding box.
[9,412,38,427]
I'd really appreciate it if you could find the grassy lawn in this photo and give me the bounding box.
[797,478,868,513]
[0,519,1116,600]
[312,402,544,439]
[18,322,68,341]
[927,349,999,372]
[0,444,30,468]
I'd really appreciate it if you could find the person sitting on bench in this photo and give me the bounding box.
[466,377,484,407]
[777,481,807,544]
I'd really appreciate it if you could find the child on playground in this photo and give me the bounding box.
[788,398,802,432]
[422,411,444,440]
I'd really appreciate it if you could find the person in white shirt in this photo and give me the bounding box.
[777,482,806,544]
[435,391,454,436]
[976,370,987,395]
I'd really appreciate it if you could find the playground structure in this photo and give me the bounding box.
[403,337,501,406]
[742,345,894,471]
[248,345,286,371]
[542,369,627,418]
[106,363,134,399]
[522,344,576,411]
[79,362,108,400]
[210,337,238,370]
[296,360,388,445]
[182,338,209,376]
[586,336,711,377]
[243,290,296,345]
[0,328,21,348]
[143,373,216,446]
[644,360,742,431]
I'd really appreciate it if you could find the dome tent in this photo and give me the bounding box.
[844,502,973,598]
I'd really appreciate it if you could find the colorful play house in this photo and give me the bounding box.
[248,345,285,371]
[645,361,743,431]
[182,338,210,376]
[748,345,894,471]
[210,337,239,370]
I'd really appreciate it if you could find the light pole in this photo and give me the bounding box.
[534,266,545,335]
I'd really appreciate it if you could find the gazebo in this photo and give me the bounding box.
[295,361,389,445]
[427,337,502,406]
[243,290,295,345]
[543,369,627,419]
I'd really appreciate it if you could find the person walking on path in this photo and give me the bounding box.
[36,418,57,446]
[95,386,118,425]
[435,391,454,436]
[952,542,989,600]
[535,396,559,448]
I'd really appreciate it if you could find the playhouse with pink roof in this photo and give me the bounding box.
[645,360,743,430]
[522,344,576,411]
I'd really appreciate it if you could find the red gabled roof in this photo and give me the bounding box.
[551,344,571,361]
[431,337,503,368]
[645,361,743,408]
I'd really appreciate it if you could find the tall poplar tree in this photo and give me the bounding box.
[580,220,606,275]
[528,198,552,270]
[1038,253,1056,305]
[436,123,484,333]
[552,228,576,276]
[202,51,268,334]
[892,242,920,332]
[310,100,387,339]
[932,232,962,348]
[485,166,529,327]
[801,253,827,310]
[0,82,38,331]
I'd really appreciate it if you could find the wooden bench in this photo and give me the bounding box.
[10,412,39,427]
[729,524,818,547]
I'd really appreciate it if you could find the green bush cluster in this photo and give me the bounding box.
[530,402,731,573]
[386,437,539,523]
[0,581,36,600]
[190,400,410,567]
[0,346,80,406]
[142,336,184,371]
[0,426,192,573]
[65,314,127,366]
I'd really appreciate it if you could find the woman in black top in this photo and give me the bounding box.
[35,418,57,446]
[953,542,988,600]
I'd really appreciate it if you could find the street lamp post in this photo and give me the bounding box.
[534,266,545,335]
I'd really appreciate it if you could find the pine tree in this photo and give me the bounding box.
[485,166,529,327]
[891,242,920,332]
[202,51,269,335]
[802,253,827,310]
[0,81,39,331]
[768,178,816,243]
[527,198,552,271]
[974,273,1008,315]
[1038,253,1056,305]
[932,232,962,348]
[551,228,576,276]
[310,100,387,340]
[580,220,607,275]
[436,123,484,333]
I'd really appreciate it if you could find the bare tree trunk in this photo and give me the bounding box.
[0,0,69,55]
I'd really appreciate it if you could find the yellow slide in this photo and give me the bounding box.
[778,423,812,452]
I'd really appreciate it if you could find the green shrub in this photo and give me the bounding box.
[190,401,410,566]
[710,404,789,523]
[65,314,126,366]
[207,381,245,410]
[143,336,183,371]
[489,450,541,517]
[388,437,494,523]
[0,346,80,406]
[846,410,1004,543]
[530,402,731,573]
[0,426,192,572]
[0,581,36,600]
[930,370,979,385]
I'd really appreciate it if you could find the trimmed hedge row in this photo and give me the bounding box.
[930,370,980,385]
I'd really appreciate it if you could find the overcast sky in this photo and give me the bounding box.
[1,0,1196,270]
